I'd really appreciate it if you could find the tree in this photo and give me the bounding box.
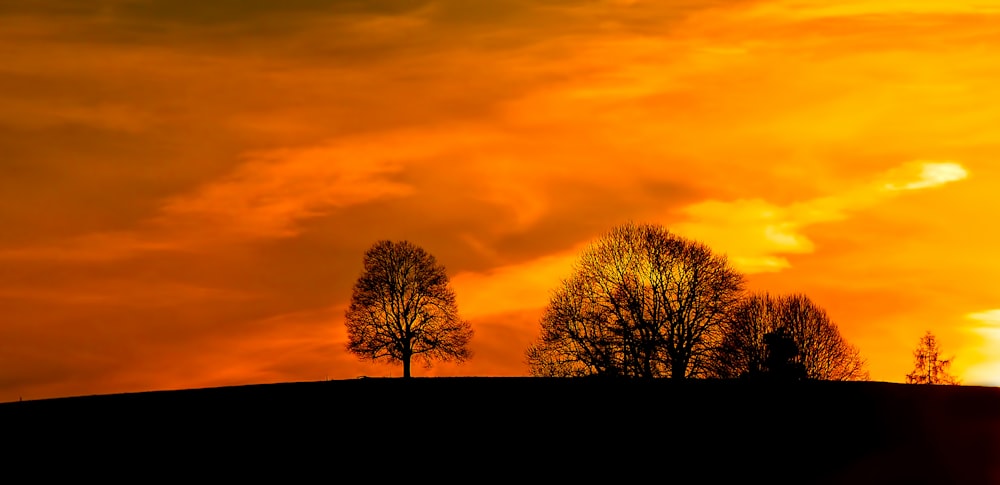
[711,293,869,381]
[905,331,959,385]
[525,222,745,379]
[345,240,473,378]
[760,327,808,381]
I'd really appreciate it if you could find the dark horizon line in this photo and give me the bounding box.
[5,375,995,406]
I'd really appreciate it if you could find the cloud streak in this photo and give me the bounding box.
[671,161,970,273]
[883,161,969,191]
[962,310,1000,386]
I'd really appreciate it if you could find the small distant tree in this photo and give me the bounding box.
[345,240,474,378]
[905,331,960,385]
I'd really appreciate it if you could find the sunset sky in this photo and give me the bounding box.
[3,0,1000,402]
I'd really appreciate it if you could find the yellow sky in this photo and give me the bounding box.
[2,0,1000,401]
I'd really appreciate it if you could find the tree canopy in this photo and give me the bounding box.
[526,222,745,379]
[906,331,959,385]
[345,240,473,378]
[711,293,869,381]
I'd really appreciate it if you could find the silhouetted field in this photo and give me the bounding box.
[3,378,999,483]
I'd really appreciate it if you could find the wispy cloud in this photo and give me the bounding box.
[882,161,969,191]
[156,139,416,241]
[451,248,583,318]
[748,0,1000,19]
[0,132,428,261]
[962,309,1000,386]
[672,161,969,273]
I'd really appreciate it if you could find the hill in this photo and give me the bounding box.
[3,378,999,483]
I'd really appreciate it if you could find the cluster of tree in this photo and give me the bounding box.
[523,222,870,381]
[712,293,868,381]
[345,223,973,384]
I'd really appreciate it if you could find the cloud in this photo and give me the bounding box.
[969,309,1000,325]
[671,161,969,273]
[747,0,1000,19]
[0,281,251,306]
[451,249,582,318]
[156,139,417,241]
[0,131,448,261]
[882,161,969,191]
[962,309,1000,386]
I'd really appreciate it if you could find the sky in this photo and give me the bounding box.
[3,0,1000,402]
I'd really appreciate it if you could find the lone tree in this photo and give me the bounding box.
[711,293,869,381]
[345,240,473,378]
[906,331,959,385]
[525,222,745,379]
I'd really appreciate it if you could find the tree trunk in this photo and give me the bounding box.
[402,351,412,378]
[671,356,687,380]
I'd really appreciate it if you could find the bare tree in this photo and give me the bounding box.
[711,293,869,381]
[526,222,745,379]
[345,240,473,378]
[906,331,959,385]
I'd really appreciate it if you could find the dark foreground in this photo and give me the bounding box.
[3,378,999,483]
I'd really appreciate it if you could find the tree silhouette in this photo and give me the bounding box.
[711,293,868,381]
[525,222,745,379]
[345,240,473,378]
[760,327,808,381]
[906,331,959,385]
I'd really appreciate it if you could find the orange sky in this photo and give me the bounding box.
[3,0,1000,402]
